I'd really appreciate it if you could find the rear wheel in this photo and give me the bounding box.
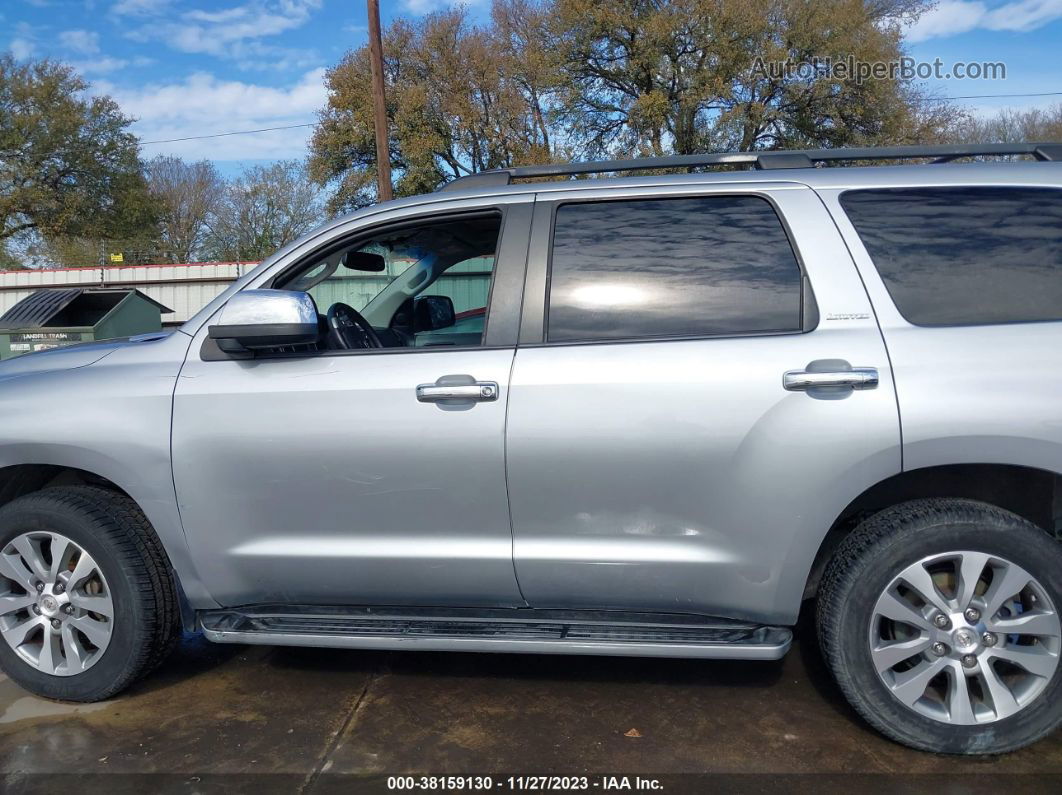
[0,486,178,701]
[817,498,1062,754]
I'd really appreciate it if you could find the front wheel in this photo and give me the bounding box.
[817,498,1062,754]
[0,486,179,701]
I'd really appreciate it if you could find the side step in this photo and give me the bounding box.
[199,606,792,660]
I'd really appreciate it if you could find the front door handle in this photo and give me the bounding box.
[416,382,499,402]
[783,367,879,391]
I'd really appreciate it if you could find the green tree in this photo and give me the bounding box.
[554,0,961,156]
[310,4,561,212]
[491,0,566,159]
[310,0,968,206]
[0,55,156,252]
[205,161,324,262]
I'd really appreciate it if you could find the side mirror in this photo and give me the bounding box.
[414,295,455,332]
[208,289,319,353]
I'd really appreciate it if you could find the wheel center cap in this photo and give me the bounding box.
[952,627,980,654]
[38,595,59,617]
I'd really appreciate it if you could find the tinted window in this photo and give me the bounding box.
[841,187,1062,326]
[547,196,803,342]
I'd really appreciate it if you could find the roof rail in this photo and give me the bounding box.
[437,142,1062,193]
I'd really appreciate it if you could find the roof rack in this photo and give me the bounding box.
[437,142,1062,193]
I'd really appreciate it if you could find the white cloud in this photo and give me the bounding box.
[72,55,154,75]
[58,29,101,55]
[7,21,151,72]
[128,0,322,57]
[8,22,37,60]
[908,0,1062,42]
[907,1,987,41]
[110,0,171,16]
[230,42,323,72]
[96,68,327,160]
[986,0,1062,30]
[9,39,35,59]
[402,0,486,14]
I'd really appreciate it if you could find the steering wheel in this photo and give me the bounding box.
[326,302,382,350]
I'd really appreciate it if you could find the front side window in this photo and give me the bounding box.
[277,213,500,350]
[546,196,804,343]
[840,187,1062,326]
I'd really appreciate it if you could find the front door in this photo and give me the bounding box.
[172,202,532,608]
[505,183,901,624]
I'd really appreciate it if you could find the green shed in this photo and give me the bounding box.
[0,287,172,359]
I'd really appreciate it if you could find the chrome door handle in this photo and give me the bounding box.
[416,382,499,402]
[783,368,879,391]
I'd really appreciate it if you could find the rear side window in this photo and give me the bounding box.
[546,196,803,342]
[840,187,1062,326]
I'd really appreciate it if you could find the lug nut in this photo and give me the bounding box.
[931,642,947,656]
[982,632,997,647]
[34,582,44,593]
[50,618,61,630]
[63,604,75,615]
[53,583,64,594]
[962,654,978,668]
[31,604,41,615]
[933,614,950,629]
[964,607,981,623]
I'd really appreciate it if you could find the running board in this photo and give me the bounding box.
[199,606,792,660]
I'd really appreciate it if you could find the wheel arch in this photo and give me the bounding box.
[0,463,123,505]
[0,462,202,630]
[803,463,1062,600]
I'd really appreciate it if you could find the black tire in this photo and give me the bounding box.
[817,498,1062,754]
[0,486,179,701]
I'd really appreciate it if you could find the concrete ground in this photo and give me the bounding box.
[1,621,1060,794]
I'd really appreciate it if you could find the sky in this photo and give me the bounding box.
[2,0,1061,178]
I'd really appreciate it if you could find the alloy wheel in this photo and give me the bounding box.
[869,550,1060,725]
[0,531,114,676]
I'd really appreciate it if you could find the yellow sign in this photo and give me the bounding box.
[109,252,124,263]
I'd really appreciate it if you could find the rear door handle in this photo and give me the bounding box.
[416,382,499,402]
[783,368,879,391]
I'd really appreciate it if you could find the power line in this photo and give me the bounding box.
[140,122,315,145]
[135,90,1062,146]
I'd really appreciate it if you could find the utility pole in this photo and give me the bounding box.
[367,0,393,202]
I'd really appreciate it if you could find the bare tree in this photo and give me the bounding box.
[206,161,324,262]
[953,103,1062,144]
[145,155,223,263]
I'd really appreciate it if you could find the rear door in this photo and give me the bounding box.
[505,181,901,624]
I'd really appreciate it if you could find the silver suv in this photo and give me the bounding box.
[1,144,1061,755]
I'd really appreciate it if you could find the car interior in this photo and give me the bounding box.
[274,213,501,352]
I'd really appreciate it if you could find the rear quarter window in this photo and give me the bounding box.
[840,186,1062,326]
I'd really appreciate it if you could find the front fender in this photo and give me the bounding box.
[0,332,218,609]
